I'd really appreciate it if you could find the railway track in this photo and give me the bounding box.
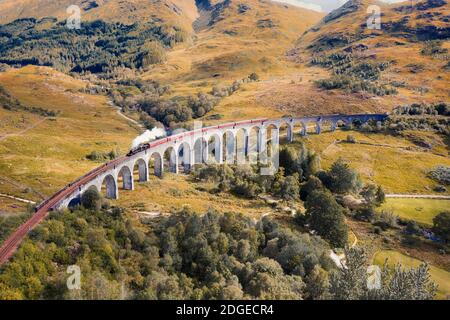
[0,157,126,265]
[0,114,387,266]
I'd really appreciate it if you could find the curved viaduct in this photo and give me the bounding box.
[0,113,387,264]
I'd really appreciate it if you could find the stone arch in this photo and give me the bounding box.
[194,137,208,165]
[101,174,117,199]
[207,134,222,164]
[279,121,293,142]
[163,146,178,173]
[321,120,335,132]
[265,124,279,158]
[68,197,81,209]
[149,152,163,177]
[297,122,307,136]
[305,120,319,134]
[235,128,249,164]
[248,126,261,164]
[223,131,235,164]
[133,158,148,182]
[336,119,347,129]
[178,142,192,173]
[118,165,133,190]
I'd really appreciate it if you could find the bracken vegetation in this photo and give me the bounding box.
[312,52,397,96]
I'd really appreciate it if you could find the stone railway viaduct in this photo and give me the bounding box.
[56,114,387,210]
[0,113,388,265]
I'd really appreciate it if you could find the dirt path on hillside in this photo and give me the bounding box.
[107,101,145,133]
[386,194,450,200]
[0,176,46,200]
[0,117,48,142]
[0,193,36,204]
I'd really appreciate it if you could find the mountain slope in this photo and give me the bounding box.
[290,0,450,107]
[150,0,324,80]
[0,0,198,31]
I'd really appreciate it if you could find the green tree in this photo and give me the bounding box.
[279,173,300,201]
[81,188,102,211]
[300,176,324,201]
[432,211,450,243]
[279,146,300,176]
[305,190,348,248]
[329,247,437,300]
[328,159,361,194]
[329,247,370,300]
[305,265,330,300]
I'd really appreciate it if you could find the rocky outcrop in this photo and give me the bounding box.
[323,0,362,24]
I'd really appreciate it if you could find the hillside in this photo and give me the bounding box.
[0,1,449,302]
[145,0,326,122]
[0,0,198,31]
[0,66,140,201]
[147,0,324,82]
[285,0,450,114]
[0,0,324,199]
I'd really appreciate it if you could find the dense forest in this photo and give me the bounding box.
[0,17,187,74]
[0,198,437,300]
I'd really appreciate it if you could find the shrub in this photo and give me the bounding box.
[421,40,448,56]
[432,211,450,243]
[300,176,324,201]
[428,166,450,185]
[305,190,348,248]
[86,150,118,161]
[405,221,421,235]
[81,188,102,211]
[374,210,398,230]
[346,135,356,143]
[373,226,382,234]
[354,206,376,222]
[249,73,260,81]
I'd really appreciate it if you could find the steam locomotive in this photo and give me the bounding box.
[126,119,269,158]
[127,143,151,157]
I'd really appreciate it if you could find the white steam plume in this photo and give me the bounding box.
[131,127,167,149]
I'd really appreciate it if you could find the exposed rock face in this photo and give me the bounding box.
[395,0,447,12]
[195,0,213,10]
[81,0,100,11]
[323,0,362,23]
[416,0,447,10]
[238,3,251,14]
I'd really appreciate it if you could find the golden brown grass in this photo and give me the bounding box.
[294,130,450,195]
[115,173,277,219]
[0,66,140,201]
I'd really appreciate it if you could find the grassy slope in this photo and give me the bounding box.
[0,66,140,202]
[381,198,449,226]
[295,130,450,195]
[0,0,324,214]
[291,0,450,113]
[373,250,450,300]
[0,0,197,31]
[145,0,326,123]
[115,174,278,219]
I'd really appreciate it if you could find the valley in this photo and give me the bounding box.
[0,0,448,301]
